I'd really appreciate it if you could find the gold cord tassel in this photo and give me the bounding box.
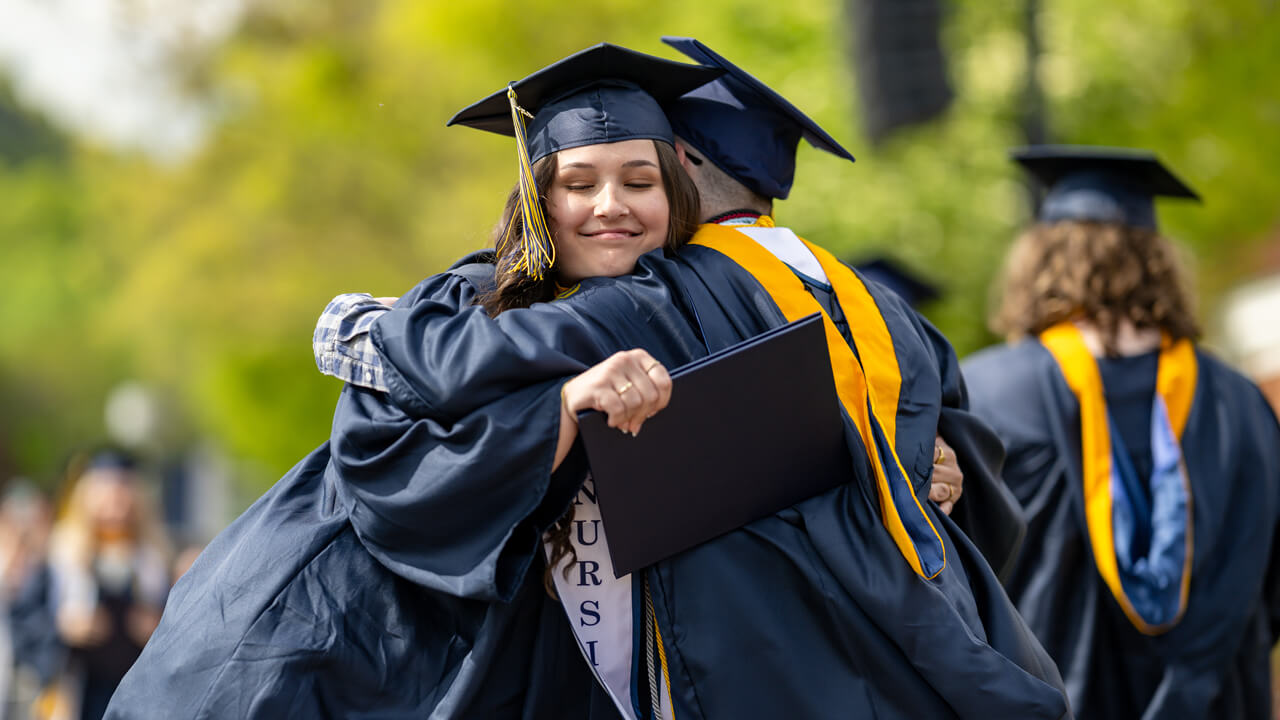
[501,85,556,280]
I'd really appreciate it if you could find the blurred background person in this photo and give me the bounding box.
[18,450,170,720]
[1,482,53,720]
[168,544,204,587]
[963,146,1280,719]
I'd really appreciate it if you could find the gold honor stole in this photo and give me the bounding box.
[691,220,946,579]
[1039,322,1197,634]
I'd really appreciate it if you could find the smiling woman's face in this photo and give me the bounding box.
[546,139,670,284]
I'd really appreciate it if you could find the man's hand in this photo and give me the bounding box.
[929,434,963,515]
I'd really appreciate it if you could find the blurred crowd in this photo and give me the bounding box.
[0,449,200,720]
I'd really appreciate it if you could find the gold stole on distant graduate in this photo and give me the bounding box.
[691,220,946,580]
[1039,322,1197,634]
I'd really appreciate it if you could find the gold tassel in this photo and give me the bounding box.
[501,84,556,280]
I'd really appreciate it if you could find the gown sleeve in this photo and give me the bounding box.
[329,376,588,603]
[322,268,585,603]
[368,256,707,420]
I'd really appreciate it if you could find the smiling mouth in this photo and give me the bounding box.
[583,230,642,239]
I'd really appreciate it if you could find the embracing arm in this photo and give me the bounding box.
[315,289,675,467]
[312,253,499,390]
[326,268,696,601]
[312,251,500,390]
[369,263,704,420]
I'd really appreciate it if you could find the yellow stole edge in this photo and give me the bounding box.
[1039,322,1197,634]
[691,223,945,579]
[554,283,582,300]
[654,616,674,718]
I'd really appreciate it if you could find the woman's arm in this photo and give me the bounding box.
[369,262,704,421]
[553,349,673,468]
[324,262,697,601]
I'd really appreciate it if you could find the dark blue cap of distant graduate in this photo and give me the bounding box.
[661,36,855,200]
[79,446,139,479]
[1012,145,1200,231]
[448,43,723,163]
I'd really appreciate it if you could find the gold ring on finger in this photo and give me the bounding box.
[644,361,662,373]
[616,381,634,396]
[933,444,945,465]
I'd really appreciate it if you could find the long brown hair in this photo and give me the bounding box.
[479,140,700,316]
[474,140,699,594]
[991,220,1201,352]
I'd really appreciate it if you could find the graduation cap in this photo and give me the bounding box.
[1011,145,1201,231]
[85,447,139,473]
[447,43,723,280]
[852,256,941,308]
[661,36,855,200]
[68,447,139,488]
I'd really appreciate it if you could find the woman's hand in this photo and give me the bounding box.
[552,349,672,470]
[929,434,963,515]
[562,349,673,435]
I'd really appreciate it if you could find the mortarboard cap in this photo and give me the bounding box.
[661,36,855,200]
[1011,145,1200,231]
[449,43,724,164]
[86,447,139,473]
[447,43,722,281]
[852,256,942,308]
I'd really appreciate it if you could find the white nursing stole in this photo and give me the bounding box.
[547,476,675,720]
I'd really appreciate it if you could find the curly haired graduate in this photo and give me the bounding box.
[965,146,1280,719]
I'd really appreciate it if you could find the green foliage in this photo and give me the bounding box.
[0,0,1276,491]
[1038,0,1280,300]
[0,156,123,479]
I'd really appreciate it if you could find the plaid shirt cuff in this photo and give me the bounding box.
[313,293,392,392]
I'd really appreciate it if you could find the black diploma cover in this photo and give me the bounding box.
[577,313,850,577]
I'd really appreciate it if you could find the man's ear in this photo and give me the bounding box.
[674,140,696,175]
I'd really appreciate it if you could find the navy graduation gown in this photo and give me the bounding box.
[672,239,1025,581]
[963,339,1280,719]
[106,265,630,719]
[365,243,1068,718]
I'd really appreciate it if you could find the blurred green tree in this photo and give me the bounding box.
[0,0,1276,495]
